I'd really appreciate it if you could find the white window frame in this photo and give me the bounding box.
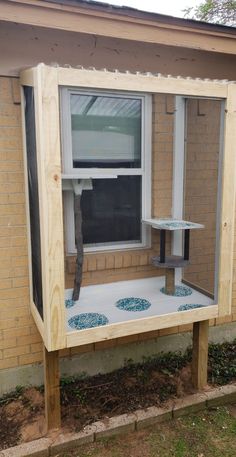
[60,88,152,254]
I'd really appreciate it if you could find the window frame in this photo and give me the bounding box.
[60,87,152,254]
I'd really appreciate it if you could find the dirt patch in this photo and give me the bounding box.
[23,387,44,408]
[0,355,193,450]
[0,387,45,450]
[61,363,194,432]
[1,339,236,451]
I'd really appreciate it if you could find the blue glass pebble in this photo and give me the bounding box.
[163,222,194,229]
[160,285,193,297]
[178,304,206,312]
[116,297,151,312]
[68,313,109,330]
[65,298,75,309]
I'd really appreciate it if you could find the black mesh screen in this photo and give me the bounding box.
[24,86,43,319]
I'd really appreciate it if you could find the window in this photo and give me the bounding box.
[61,88,151,253]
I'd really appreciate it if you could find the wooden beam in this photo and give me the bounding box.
[192,320,209,390]
[34,64,66,351]
[0,0,236,55]
[20,67,35,87]
[218,84,236,316]
[43,347,61,431]
[58,67,228,98]
[67,305,218,348]
[182,279,214,299]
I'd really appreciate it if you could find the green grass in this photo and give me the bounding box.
[60,406,236,457]
[147,406,236,457]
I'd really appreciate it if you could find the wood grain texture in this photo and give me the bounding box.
[165,268,175,294]
[29,304,45,341]
[192,320,209,390]
[34,64,66,350]
[43,347,61,430]
[41,64,66,350]
[20,67,34,87]
[218,84,236,316]
[66,305,218,348]
[58,67,228,98]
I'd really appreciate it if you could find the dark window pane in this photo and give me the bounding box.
[80,176,141,245]
[70,94,141,168]
[24,86,43,320]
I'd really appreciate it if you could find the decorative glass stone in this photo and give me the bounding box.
[65,298,75,308]
[162,222,195,229]
[160,285,193,297]
[178,303,206,312]
[68,313,109,330]
[115,297,151,312]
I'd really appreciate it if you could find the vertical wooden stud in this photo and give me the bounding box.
[192,320,209,390]
[43,347,61,430]
[218,84,236,316]
[34,64,66,350]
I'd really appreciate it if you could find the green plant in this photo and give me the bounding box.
[208,340,236,385]
[0,385,25,406]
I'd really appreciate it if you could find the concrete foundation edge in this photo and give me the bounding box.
[1,321,236,395]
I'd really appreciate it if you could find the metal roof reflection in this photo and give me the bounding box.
[70,94,141,117]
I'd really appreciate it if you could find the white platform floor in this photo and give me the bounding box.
[65,276,214,332]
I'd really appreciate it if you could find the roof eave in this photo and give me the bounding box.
[0,0,235,55]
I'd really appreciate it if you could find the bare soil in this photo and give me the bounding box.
[0,388,45,449]
[0,362,194,450]
[2,337,235,452]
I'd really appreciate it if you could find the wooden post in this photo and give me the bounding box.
[192,320,209,390]
[165,268,175,294]
[43,347,61,430]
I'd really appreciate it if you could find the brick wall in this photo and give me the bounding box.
[184,99,221,295]
[0,77,43,370]
[0,79,234,377]
[0,82,176,373]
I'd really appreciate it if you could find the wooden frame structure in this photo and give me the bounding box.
[20,64,236,353]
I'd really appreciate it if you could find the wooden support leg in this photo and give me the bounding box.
[192,320,209,390]
[43,347,61,431]
[165,268,175,294]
